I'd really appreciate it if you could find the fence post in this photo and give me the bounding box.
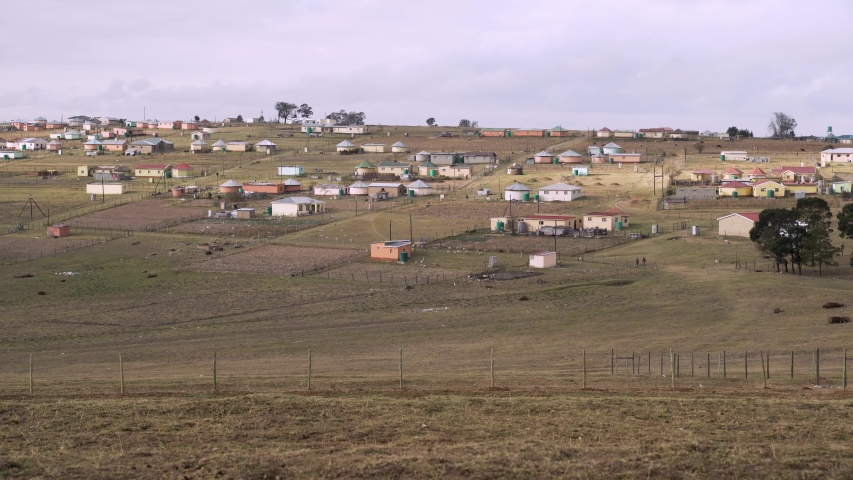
[213,350,217,392]
[760,350,767,389]
[691,353,694,377]
[707,353,710,377]
[399,348,403,390]
[791,351,794,379]
[845,348,848,390]
[119,352,125,395]
[815,348,820,385]
[29,354,33,395]
[611,349,614,375]
[582,350,586,389]
[767,353,770,379]
[490,348,494,388]
[648,352,651,375]
[670,349,675,389]
[723,351,727,378]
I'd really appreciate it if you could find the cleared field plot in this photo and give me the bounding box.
[65,199,211,231]
[169,215,353,238]
[182,244,366,275]
[411,199,597,219]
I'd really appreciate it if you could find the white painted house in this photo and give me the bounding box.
[277,165,305,176]
[504,182,531,201]
[270,197,326,217]
[538,182,583,202]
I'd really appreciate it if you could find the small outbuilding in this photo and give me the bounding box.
[529,251,557,268]
[507,163,523,175]
[718,181,753,198]
[314,184,346,196]
[391,141,409,153]
[225,142,252,152]
[212,139,227,152]
[370,240,412,262]
[583,208,629,231]
[86,183,127,195]
[362,143,386,153]
[690,169,715,182]
[721,166,743,180]
[283,178,302,192]
[717,212,759,238]
[172,163,194,178]
[414,150,431,162]
[354,161,377,176]
[255,139,277,154]
[417,161,438,177]
[368,182,407,197]
[572,166,589,176]
[191,140,210,153]
[721,151,748,161]
[47,224,70,238]
[278,165,305,176]
[602,142,622,155]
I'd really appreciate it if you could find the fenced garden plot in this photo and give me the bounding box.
[63,199,211,232]
[169,214,352,237]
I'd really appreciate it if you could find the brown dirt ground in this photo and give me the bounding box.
[65,199,211,231]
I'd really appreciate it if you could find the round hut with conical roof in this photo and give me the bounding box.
[507,163,524,175]
[504,182,531,201]
[406,179,434,196]
[391,141,409,153]
[534,150,555,164]
[414,150,431,162]
[336,140,357,154]
[354,160,376,176]
[557,149,583,163]
[219,179,243,194]
[349,181,370,196]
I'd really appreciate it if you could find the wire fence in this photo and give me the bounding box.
[2,347,848,396]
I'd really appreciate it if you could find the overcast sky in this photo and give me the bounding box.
[2,0,851,135]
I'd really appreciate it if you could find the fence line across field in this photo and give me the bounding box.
[6,347,850,396]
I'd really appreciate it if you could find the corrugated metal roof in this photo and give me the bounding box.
[505,182,531,191]
[220,179,242,187]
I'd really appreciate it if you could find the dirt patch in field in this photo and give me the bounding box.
[0,235,106,261]
[411,201,584,220]
[65,200,210,231]
[182,245,366,276]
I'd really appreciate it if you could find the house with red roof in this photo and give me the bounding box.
[770,166,817,183]
[746,167,766,181]
[717,212,760,237]
[583,208,628,231]
[720,166,743,180]
[718,181,753,198]
[595,127,613,138]
[751,180,785,198]
[172,163,195,178]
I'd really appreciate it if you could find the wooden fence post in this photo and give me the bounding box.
[766,353,770,379]
[213,350,217,392]
[815,348,820,385]
[670,349,675,389]
[707,353,710,377]
[399,348,403,390]
[611,349,614,375]
[745,351,748,379]
[29,354,33,395]
[490,348,494,388]
[791,351,794,379]
[691,353,694,377]
[119,352,125,395]
[723,351,727,378]
[844,348,848,390]
[582,350,586,389]
[648,352,651,375]
[760,350,767,389]
[308,349,312,390]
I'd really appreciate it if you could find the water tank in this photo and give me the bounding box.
[615,220,623,231]
[767,189,775,198]
[692,225,701,236]
[398,251,409,262]
[496,221,505,232]
[534,194,540,201]
[429,169,437,177]
[732,191,738,199]
[517,221,527,233]
[522,192,530,202]
[408,189,414,197]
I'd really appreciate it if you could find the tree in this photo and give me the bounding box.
[458,119,471,128]
[726,126,739,137]
[297,104,313,119]
[426,117,436,127]
[750,208,798,273]
[738,128,753,138]
[236,114,243,123]
[194,115,200,122]
[794,197,832,232]
[326,110,366,125]
[471,120,479,128]
[768,112,797,138]
[274,102,297,123]
[802,225,839,275]
[694,142,705,154]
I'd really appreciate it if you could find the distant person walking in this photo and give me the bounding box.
[635,258,640,267]
[642,257,646,267]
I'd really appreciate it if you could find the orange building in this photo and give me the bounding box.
[513,129,546,137]
[480,129,507,137]
[370,240,412,262]
[242,182,286,194]
[47,224,70,238]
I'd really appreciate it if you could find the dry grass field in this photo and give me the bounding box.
[4,128,853,477]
